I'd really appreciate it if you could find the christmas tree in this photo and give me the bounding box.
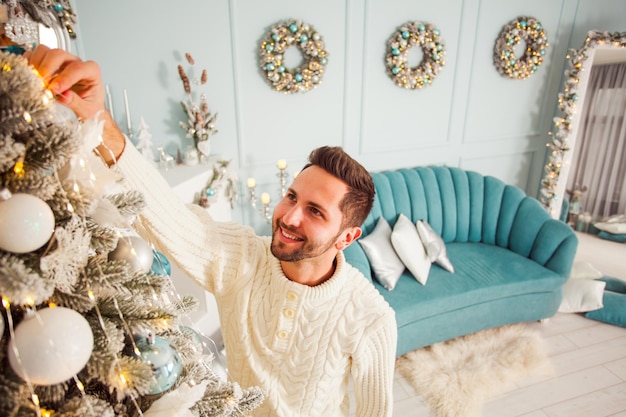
[135,117,156,165]
[0,52,263,416]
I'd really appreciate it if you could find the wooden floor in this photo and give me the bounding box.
[392,313,626,416]
[391,232,626,416]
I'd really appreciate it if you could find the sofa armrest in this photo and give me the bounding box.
[509,198,578,279]
[530,220,579,278]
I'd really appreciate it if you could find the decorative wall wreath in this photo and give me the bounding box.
[259,19,328,94]
[493,16,549,80]
[385,21,446,90]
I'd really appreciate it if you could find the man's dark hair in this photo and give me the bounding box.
[302,146,375,228]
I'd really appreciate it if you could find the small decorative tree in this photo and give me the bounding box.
[135,117,156,165]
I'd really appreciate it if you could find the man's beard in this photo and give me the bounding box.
[270,220,340,262]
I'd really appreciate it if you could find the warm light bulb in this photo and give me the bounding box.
[261,192,271,205]
[119,372,127,387]
[247,177,256,189]
[75,380,85,392]
[277,159,287,170]
[13,158,25,178]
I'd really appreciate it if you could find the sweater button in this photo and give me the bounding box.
[286,291,298,301]
[277,330,288,339]
[283,308,295,318]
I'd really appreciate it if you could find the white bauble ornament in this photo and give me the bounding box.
[0,193,55,253]
[108,236,154,274]
[8,307,94,385]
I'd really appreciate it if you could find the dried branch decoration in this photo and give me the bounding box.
[176,52,218,156]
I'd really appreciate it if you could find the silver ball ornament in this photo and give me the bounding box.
[108,236,154,274]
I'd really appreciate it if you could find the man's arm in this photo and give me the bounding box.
[352,312,397,417]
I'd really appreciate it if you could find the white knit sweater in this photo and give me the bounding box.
[116,141,397,417]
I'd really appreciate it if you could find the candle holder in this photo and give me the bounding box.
[247,185,273,223]
[247,160,290,223]
[123,89,134,140]
[277,160,288,197]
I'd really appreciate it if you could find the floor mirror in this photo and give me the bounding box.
[541,30,626,224]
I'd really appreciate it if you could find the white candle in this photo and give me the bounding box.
[277,159,287,170]
[105,84,114,116]
[123,89,132,135]
[260,192,271,205]
[247,177,256,189]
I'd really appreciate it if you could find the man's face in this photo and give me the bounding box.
[270,165,349,262]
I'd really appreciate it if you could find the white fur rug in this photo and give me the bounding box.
[396,324,553,417]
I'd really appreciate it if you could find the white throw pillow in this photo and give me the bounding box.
[594,221,626,235]
[558,279,606,313]
[569,261,604,280]
[359,217,405,290]
[416,220,455,273]
[391,214,431,285]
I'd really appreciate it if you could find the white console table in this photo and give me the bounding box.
[159,160,233,343]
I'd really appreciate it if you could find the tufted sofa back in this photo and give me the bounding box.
[360,166,577,278]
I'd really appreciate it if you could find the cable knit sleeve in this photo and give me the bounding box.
[114,139,257,295]
[351,309,397,417]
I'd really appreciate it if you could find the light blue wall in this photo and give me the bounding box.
[71,0,625,228]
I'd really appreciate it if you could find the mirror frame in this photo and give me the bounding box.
[36,7,71,52]
[540,30,626,219]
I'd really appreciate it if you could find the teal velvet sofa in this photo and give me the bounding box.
[343,166,578,356]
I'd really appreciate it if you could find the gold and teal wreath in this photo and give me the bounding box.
[493,16,549,80]
[259,19,328,94]
[385,21,446,90]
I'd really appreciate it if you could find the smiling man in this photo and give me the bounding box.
[27,45,398,417]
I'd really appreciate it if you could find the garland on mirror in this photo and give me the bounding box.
[0,51,263,417]
[385,21,446,89]
[493,16,548,80]
[196,160,238,210]
[177,52,218,158]
[540,30,626,215]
